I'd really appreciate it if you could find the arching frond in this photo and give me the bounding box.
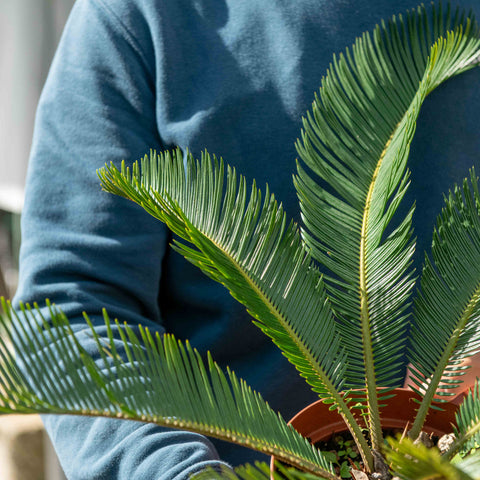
[98,150,372,464]
[0,300,335,477]
[99,152,346,400]
[453,452,480,480]
[2,4,479,479]
[448,381,480,458]
[193,461,335,480]
[408,172,480,438]
[294,2,480,448]
[385,435,474,480]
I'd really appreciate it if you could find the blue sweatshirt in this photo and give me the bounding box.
[14,0,480,478]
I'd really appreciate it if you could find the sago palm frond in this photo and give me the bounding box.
[193,461,324,480]
[0,300,337,478]
[408,172,480,438]
[448,382,480,458]
[98,150,373,465]
[2,3,480,479]
[452,452,480,480]
[385,435,474,480]
[99,151,346,402]
[294,2,480,449]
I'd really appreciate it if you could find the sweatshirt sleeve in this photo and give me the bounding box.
[13,0,229,478]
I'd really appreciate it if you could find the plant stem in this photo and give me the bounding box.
[359,276,383,453]
[359,155,384,453]
[409,331,460,440]
[322,378,374,472]
[443,427,480,461]
[187,217,375,472]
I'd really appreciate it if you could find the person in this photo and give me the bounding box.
[13,0,480,478]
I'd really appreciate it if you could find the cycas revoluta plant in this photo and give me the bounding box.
[2,2,480,479]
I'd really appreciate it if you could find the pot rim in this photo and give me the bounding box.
[270,387,461,477]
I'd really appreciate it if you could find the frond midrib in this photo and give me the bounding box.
[99,153,373,468]
[447,384,480,459]
[3,402,333,477]
[0,301,337,477]
[179,215,373,469]
[448,420,480,460]
[410,279,480,439]
[185,220,340,394]
[358,125,398,449]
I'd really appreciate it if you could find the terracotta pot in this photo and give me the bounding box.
[270,388,461,477]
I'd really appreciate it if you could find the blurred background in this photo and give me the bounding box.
[0,0,75,478]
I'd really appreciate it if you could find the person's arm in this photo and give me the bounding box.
[13,0,229,478]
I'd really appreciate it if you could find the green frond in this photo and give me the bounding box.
[98,150,373,466]
[99,151,346,399]
[294,1,480,448]
[453,452,480,480]
[408,171,480,438]
[0,300,335,477]
[385,435,474,480]
[3,3,478,479]
[192,461,337,480]
[448,381,480,458]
